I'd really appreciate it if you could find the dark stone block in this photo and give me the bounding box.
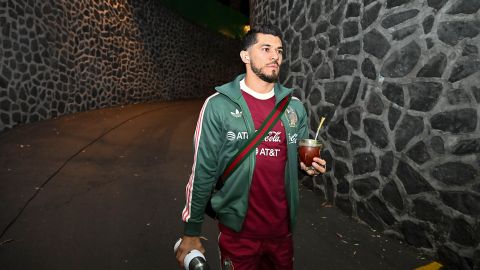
[291,36,300,61]
[381,9,420,29]
[334,59,357,78]
[431,109,477,133]
[447,0,480,15]
[328,118,349,141]
[407,141,431,165]
[447,88,471,105]
[381,41,421,78]
[301,26,313,40]
[0,76,8,89]
[366,92,384,115]
[315,63,331,79]
[408,82,442,112]
[361,58,376,80]
[423,15,435,34]
[383,83,404,107]
[438,21,480,46]
[341,76,361,108]
[417,53,447,78]
[316,36,327,50]
[347,108,361,130]
[291,60,302,72]
[338,40,361,55]
[426,38,434,49]
[334,159,350,180]
[450,218,477,246]
[430,136,445,154]
[437,246,475,270]
[386,0,412,8]
[364,0,376,6]
[322,150,334,172]
[346,3,360,17]
[331,142,350,158]
[448,58,480,83]
[302,40,316,58]
[432,162,477,186]
[396,160,434,194]
[392,24,418,41]
[315,20,330,34]
[337,178,350,194]
[316,106,336,131]
[350,134,367,150]
[330,0,347,26]
[328,27,340,46]
[364,118,388,148]
[400,221,432,248]
[357,201,384,230]
[382,180,404,210]
[463,43,478,56]
[352,152,376,175]
[0,99,11,111]
[412,198,447,224]
[326,175,335,203]
[290,1,305,24]
[308,1,322,22]
[311,51,323,69]
[343,21,359,38]
[325,81,347,105]
[309,88,323,105]
[380,151,394,177]
[335,196,353,215]
[353,176,380,196]
[2,66,12,80]
[427,0,448,10]
[363,29,390,59]
[368,196,396,225]
[395,114,424,151]
[441,191,480,216]
[361,3,381,30]
[472,86,480,103]
[452,138,480,155]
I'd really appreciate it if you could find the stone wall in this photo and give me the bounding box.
[251,0,479,268]
[0,0,243,132]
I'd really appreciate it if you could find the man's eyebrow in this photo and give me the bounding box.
[259,44,283,49]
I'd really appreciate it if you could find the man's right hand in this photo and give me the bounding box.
[175,235,205,268]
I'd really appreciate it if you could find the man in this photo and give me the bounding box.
[176,24,326,269]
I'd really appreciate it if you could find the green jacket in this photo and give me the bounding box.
[182,74,309,236]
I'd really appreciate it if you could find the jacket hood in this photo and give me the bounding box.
[215,74,293,104]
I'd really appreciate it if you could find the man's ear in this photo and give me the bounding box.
[240,51,250,64]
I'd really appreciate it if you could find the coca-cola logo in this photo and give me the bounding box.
[264,131,281,142]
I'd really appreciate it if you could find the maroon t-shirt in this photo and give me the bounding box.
[220,90,289,238]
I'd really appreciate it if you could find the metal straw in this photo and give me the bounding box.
[314,117,325,141]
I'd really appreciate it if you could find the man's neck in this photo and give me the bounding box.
[244,74,275,94]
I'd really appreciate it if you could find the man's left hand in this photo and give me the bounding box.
[300,157,326,176]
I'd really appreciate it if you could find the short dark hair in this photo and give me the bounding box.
[241,24,283,50]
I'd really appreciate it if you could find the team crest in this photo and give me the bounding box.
[285,106,298,127]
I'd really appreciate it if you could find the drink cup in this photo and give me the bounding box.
[298,139,322,169]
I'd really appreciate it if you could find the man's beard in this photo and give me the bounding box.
[251,61,280,83]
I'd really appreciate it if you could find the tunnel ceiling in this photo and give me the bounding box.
[158,0,249,38]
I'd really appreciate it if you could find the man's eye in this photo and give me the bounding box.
[263,48,270,52]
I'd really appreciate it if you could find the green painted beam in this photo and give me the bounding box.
[159,0,249,38]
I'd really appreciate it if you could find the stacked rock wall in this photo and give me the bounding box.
[0,0,243,132]
[252,0,479,268]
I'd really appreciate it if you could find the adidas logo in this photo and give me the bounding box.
[231,109,242,118]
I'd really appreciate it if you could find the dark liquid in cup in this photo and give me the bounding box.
[298,145,321,167]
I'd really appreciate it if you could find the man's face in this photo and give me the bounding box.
[247,33,283,83]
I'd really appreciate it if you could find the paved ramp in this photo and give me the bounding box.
[0,100,431,269]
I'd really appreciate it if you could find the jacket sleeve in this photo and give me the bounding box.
[182,96,223,236]
[296,99,309,140]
